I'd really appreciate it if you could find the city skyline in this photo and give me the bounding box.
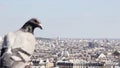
[0,0,120,38]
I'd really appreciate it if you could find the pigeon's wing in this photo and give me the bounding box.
[0,32,15,67]
[0,31,36,67]
[11,31,36,62]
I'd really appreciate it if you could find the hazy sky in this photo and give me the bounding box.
[0,0,120,38]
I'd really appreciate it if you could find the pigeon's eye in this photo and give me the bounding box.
[26,25,32,32]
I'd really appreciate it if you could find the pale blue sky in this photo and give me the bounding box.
[0,0,120,38]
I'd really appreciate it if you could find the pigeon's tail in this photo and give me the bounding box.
[0,47,7,67]
[0,54,4,67]
[0,56,4,68]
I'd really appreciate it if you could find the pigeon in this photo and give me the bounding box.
[0,18,42,68]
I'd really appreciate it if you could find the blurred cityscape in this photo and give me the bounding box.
[31,38,120,68]
[1,37,120,68]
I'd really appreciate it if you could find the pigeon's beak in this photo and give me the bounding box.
[38,24,43,30]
